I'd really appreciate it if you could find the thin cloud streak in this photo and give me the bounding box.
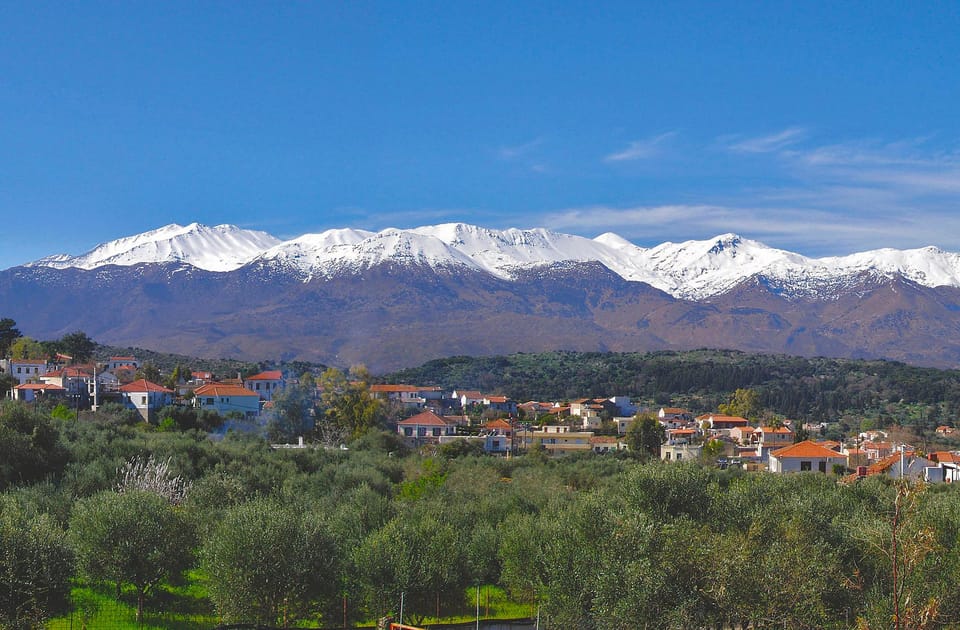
[726,127,806,153]
[539,203,960,256]
[604,132,677,162]
[498,137,544,159]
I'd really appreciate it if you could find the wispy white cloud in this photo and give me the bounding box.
[604,132,677,162]
[538,201,960,256]
[726,127,806,153]
[498,137,544,160]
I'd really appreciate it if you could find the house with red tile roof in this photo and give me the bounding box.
[194,382,261,418]
[453,390,484,408]
[119,379,174,422]
[769,440,848,473]
[243,370,285,401]
[40,366,94,399]
[397,410,457,443]
[13,382,65,403]
[704,414,750,431]
[845,449,933,483]
[862,441,894,462]
[108,356,140,371]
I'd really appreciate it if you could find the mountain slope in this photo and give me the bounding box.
[9,222,960,370]
[22,222,960,300]
[26,223,281,272]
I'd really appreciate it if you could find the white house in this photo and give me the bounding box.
[397,410,457,443]
[108,356,140,371]
[370,384,443,408]
[194,383,261,418]
[119,379,175,423]
[13,383,65,403]
[243,370,285,401]
[7,359,48,385]
[769,440,847,473]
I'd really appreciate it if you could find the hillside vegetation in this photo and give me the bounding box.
[388,349,960,432]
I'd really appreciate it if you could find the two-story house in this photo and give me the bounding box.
[243,370,285,402]
[119,379,175,423]
[194,383,261,418]
[7,359,48,385]
[397,410,457,443]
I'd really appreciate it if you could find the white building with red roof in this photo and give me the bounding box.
[40,366,94,398]
[108,356,140,371]
[397,410,457,443]
[769,440,848,473]
[243,370,285,401]
[120,379,175,422]
[13,382,66,403]
[194,383,261,418]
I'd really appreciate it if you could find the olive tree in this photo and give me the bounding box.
[0,496,74,629]
[201,498,338,625]
[69,490,195,622]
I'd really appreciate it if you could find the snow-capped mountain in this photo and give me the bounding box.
[9,221,960,370]
[22,222,960,300]
[26,223,281,272]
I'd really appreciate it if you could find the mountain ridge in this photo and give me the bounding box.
[17,222,960,301]
[7,222,960,370]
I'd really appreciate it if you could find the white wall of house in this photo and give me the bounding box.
[769,455,845,473]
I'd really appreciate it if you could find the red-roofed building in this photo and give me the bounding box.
[863,441,894,462]
[40,366,93,399]
[120,379,175,422]
[769,440,848,473]
[397,410,456,443]
[13,382,66,403]
[243,370,285,401]
[194,383,261,418]
[704,414,750,431]
[108,356,140,371]
[453,390,484,408]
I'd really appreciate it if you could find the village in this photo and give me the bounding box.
[5,352,960,487]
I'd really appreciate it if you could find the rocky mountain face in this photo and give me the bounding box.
[5,223,960,371]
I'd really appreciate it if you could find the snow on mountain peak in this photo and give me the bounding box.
[26,223,282,272]
[21,221,960,299]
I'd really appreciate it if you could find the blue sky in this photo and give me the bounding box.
[2,2,959,269]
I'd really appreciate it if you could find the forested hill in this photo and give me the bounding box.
[385,349,960,425]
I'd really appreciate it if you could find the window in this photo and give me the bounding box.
[433,428,441,436]
[404,427,413,436]
[206,398,214,405]
[819,461,827,473]
[800,461,812,471]
[418,428,426,437]
[676,453,683,460]
[141,396,147,405]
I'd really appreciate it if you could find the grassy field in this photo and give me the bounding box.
[45,583,530,629]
